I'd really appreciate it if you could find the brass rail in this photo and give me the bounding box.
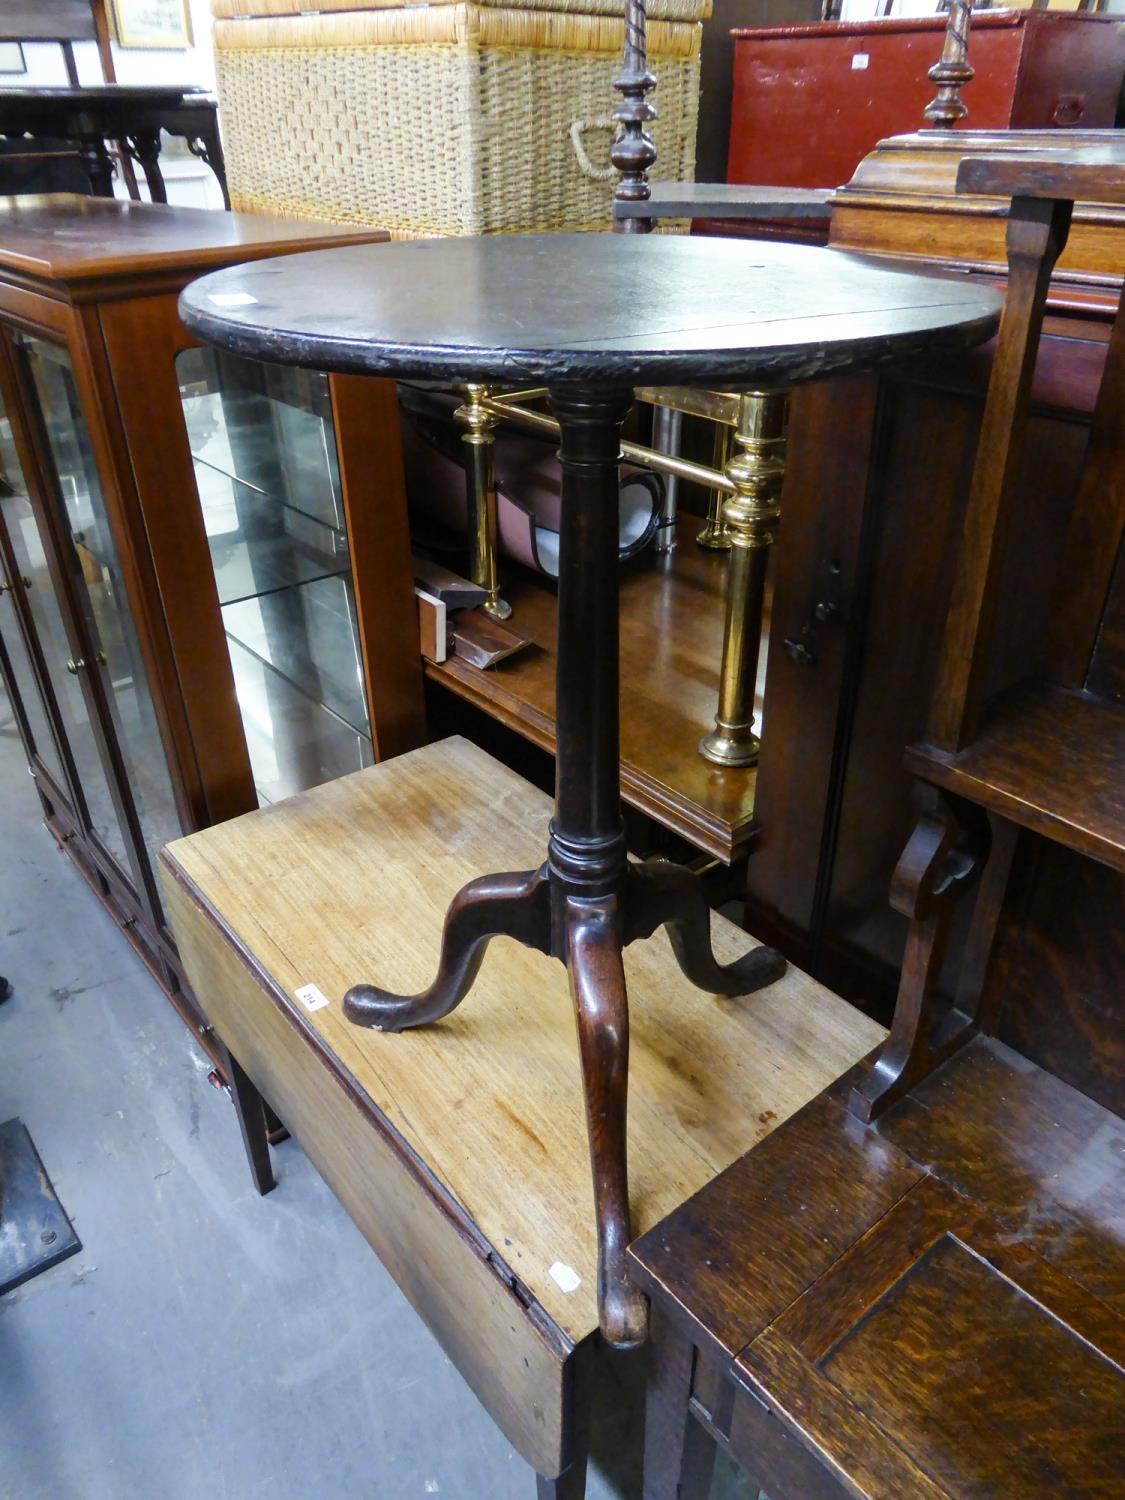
[484,395,737,494]
[456,386,784,772]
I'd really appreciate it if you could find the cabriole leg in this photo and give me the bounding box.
[566,895,648,1349]
[344,868,550,1030]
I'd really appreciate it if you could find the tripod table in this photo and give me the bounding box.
[180,232,1000,1347]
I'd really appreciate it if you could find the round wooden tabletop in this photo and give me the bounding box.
[179,232,1001,389]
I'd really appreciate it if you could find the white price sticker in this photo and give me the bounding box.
[294,982,330,1012]
[208,291,259,308]
[548,1261,582,1294]
[851,52,870,70]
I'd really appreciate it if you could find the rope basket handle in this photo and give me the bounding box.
[569,117,619,182]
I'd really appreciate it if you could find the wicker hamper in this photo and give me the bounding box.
[210,0,706,236]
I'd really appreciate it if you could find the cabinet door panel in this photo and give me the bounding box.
[0,427,63,792]
[16,333,183,890]
[0,380,82,810]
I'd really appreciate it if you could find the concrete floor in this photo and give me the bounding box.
[0,689,754,1500]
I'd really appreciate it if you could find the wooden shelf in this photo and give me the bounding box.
[425,516,760,863]
[907,682,1125,873]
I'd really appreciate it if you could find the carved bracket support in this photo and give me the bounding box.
[850,788,994,1123]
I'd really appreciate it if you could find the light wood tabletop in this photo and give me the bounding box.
[162,737,883,1342]
[161,738,884,1487]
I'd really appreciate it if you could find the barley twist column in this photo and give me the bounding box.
[923,0,974,127]
[611,0,657,234]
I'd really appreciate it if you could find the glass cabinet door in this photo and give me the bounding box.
[0,396,71,798]
[14,332,184,898]
[177,347,374,806]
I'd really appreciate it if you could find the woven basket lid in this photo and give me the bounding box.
[212,0,711,23]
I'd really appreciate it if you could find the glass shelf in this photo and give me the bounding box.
[178,346,372,808]
[226,637,373,806]
[195,460,349,607]
[181,354,344,532]
[222,573,368,737]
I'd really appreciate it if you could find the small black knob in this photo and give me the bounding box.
[783,638,816,667]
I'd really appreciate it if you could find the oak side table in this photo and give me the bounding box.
[179,232,999,1347]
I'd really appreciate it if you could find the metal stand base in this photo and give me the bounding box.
[0,1118,81,1296]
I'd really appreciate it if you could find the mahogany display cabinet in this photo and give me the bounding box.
[0,195,424,1064]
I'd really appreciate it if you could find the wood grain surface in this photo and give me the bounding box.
[909,684,1125,873]
[958,148,1125,208]
[637,1034,1124,1498]
[164,866,572,1477]
[160,737,884,1342]
[0,194,387,286]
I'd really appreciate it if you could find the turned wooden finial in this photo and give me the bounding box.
[612,0,657,233]
[923,0,975,127]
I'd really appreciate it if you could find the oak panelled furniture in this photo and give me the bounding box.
[0,195,424,1075]
[632,1037,1124,1500]
[744,126,1125,1080]
[178,230,1000,1348]
[159,735,887,1500]
[853,140,1125,1125]
[629,143,1125,1500]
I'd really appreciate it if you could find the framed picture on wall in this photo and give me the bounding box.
[110,0,195,48]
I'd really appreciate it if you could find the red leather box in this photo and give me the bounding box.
[728,11,1125,192]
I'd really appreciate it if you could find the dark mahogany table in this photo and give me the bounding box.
[0,87,228,205]
[180,232,999,1347]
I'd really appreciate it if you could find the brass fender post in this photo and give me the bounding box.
[699,390,788,768]
[456,383,511,621]
[696,422,734,550]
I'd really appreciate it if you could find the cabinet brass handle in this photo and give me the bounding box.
[0,575,30,594]
[65,650,106,675]
[783,638,817,668]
